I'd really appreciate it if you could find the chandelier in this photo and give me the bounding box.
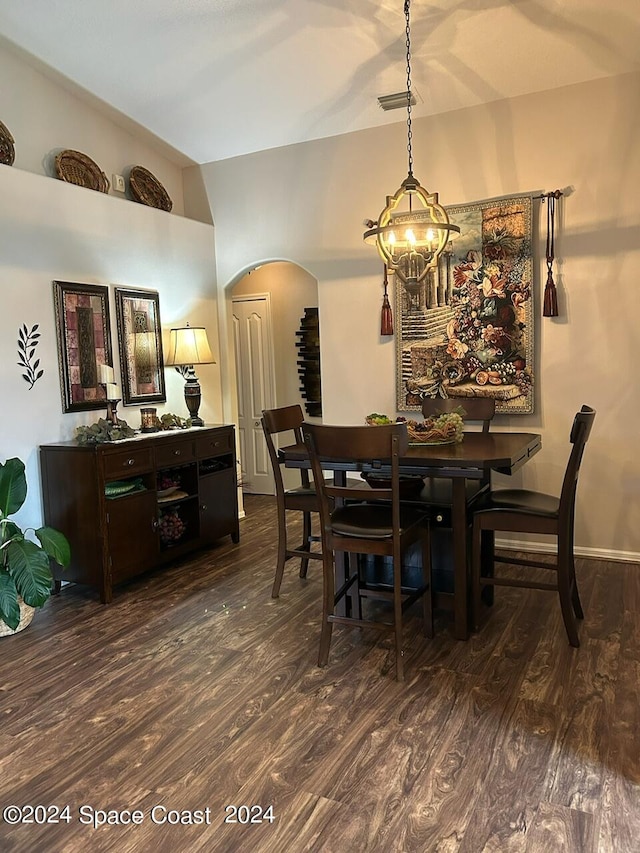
[363,0,459,286]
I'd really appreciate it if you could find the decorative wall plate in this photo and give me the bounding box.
[0,119,15,166]
[55,149,110,193]
[129,165,172,212]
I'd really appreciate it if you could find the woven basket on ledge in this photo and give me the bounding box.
[55,149,110,193]
[129,165,172,212]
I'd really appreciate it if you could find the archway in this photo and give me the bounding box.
[230,261,319,495]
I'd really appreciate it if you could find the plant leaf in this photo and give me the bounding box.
[0,570,20,630]
[35,527,70,567]
[1,520,23,543]
[0,458,28,516]
[35,370,44,380]
[7,540,52,607]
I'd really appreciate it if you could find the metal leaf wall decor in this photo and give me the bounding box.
[17,323,44,389]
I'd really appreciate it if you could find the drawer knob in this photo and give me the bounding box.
[436,514,443,522]
[126,458,135,466]
[173,449,182,456]
[201,504,207,511]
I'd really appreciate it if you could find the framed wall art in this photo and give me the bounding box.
[53,280,113,413]
[396,194,534,415]
[114,287,166,406]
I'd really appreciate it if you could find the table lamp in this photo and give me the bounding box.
[164,323,215,426]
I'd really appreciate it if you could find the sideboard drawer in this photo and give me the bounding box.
[103,448,153,479]
[155,439,196,468]
[197,429,233,458]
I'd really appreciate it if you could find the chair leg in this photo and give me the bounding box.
[299,511,312,578]
[318,553,335,667]
[393,557,405,682]
[421,533,434,639]
[480,529,495,606]
[571,569,585,620]
[557,537,580,647]
[471,519,485,631]
[271,507,289,598]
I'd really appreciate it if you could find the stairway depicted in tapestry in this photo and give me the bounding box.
[400,306,454,394]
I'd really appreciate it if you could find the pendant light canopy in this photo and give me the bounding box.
[363,0,459,286]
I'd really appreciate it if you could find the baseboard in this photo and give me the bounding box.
[495,537,640,565]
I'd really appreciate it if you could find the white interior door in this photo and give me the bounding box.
[232,295,275,495]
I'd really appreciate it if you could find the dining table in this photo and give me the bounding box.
[282,429,542,640]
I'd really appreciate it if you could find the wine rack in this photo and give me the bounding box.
[295,307,322,417]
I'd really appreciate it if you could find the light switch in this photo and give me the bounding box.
[112,174,126,193]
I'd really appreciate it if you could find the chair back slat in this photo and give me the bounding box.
[262,404,310,492]
[303,422,408,542]
[421,397,495,433]
[559,404,596,518]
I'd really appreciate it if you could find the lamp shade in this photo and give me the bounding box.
[165,325,214,366]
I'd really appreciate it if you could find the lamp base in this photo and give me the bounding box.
[183,378,204,426]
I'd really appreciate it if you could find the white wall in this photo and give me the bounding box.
[0,164,221,532]
[199,71,640,562]
[0,36,191,216]
[0,37,223,533]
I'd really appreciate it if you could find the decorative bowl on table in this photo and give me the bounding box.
[365,411,465,444]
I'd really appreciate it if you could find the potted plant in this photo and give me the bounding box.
[0,457,70,634]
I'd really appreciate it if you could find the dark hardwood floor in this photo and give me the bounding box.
[1,494,638,852]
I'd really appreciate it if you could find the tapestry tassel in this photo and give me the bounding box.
[543,269,558,317]
[543,190,562,317]
[381,265,394,336]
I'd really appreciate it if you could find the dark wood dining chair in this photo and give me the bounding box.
[419,396,496,502]
[303,421,432,681]
[261,405,322,598]
[421,396,495,433]
[471,404,596,646]
[413,396,496,616]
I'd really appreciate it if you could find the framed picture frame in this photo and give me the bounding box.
[114,287,166,406]
[396,194,534,415]
[53,280,113,413]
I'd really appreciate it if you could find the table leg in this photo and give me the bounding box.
[333,470,352,618]
[451,478,469,640]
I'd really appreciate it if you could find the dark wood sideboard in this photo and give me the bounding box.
[40,424,240,603]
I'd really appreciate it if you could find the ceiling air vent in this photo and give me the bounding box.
[377,90,417,111]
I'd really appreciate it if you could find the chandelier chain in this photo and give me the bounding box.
[405,0,413,177]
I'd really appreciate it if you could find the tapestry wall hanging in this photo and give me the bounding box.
[396,194,534,414]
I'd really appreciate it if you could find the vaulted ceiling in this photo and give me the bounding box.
[1,0,637,164]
